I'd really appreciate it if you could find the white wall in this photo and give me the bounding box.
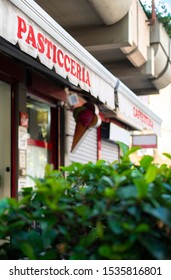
[149,84,171,164]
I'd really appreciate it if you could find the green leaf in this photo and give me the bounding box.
[163,153,171,160]
[0,198,18,215]
[140,155,154,169]
[0,198,10,215]
[134,177,148,198]
[96,221,104,239]
[79,229,97,247]
[104,187,115,198]
[126,146,141,157]
[140,236,168,260]
[112,239,134,253]
[75,205,90,218]
[134,223,150,233]
[41,229,57,248]
[20,242,36,259]
[117,141,140,160]
[117,185,138,199]
[145,165,157,183]
[117,141,129,157]
[45,164,54,176]
[144,204,171,227]
[99,176,114,187]
[108,219,123,234]
[99,244,112,258]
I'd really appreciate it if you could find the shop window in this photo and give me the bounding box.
[101,122,110,139]
[26,99,52,186]
[27,99,50,142]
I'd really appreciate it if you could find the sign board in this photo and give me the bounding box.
[19,112,28,128]
[18,126,27,150]
[0,0,114,107]
[132,134,157,148]
[109,123,130,146]
[116,87,162,136]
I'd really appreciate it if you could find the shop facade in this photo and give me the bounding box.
[0,0,162,198]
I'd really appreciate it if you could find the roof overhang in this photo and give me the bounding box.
[0,0,162,136]
[4,0,116,109]
[116,81,162,135]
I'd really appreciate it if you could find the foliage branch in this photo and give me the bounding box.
[0,143,171,259]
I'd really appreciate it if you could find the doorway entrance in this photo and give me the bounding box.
[0,81,11,198]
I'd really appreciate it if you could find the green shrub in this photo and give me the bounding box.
[142,0,171,38]
[0,143,171,260]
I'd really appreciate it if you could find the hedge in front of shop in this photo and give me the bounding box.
[0,143,171,260]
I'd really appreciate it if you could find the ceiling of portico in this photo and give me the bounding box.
[34,0,171,95]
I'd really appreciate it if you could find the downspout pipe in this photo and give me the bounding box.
[89,0,134,25]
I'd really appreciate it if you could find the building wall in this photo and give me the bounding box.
[149,84,171,164]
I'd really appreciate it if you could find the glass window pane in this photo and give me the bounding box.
[26,98,52,187]
[27,99,51,142]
